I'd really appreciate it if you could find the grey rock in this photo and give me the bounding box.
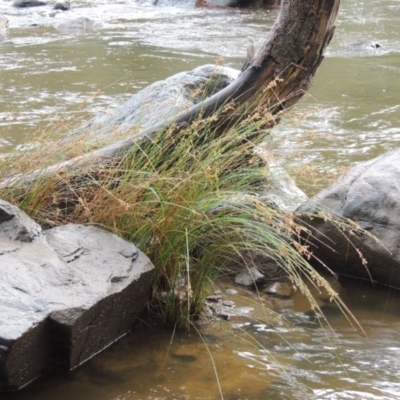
[13,0,47,7]
[234,267,266,287]
[264,281,292,298]
[222,300,235,307]
[298,149,400,289]
[205,294,222,302]
[53,0,70,10]
[0,199,44,242]
[56,17,97,33]
[343,41,385,57]
[76,64,239,139]
[226,249,288,281]
[0,202,154,391]
[257,158,308,211]
[212,306,235,320]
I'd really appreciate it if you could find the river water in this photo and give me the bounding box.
[1,0,400,398]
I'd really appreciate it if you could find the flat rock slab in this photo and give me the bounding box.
[0,200,154,391]
[298,149,400,289]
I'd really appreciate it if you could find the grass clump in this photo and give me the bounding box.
[0,108,348,327]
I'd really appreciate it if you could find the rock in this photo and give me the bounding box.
[257,158,308,211]
[0,199,43,242]
[344,41,385,56]
[298,149,400,289]
[53,0,70,10]
[222,300,235,307]
[76,64,239,139]
[367,41,383,49]
[206,294,222,302]
[316,274,342,302]
[234,267,266,287]
[264,281,292,298]
[13,0,47,7]
[212,306,235,320]
[0,201,154,391]
[56,17,97,34]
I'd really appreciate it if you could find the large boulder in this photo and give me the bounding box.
[0,200,154,391]
[76,64,239,139]
[298,149,400,289]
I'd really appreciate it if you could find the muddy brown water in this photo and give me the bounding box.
[1,0,400,398]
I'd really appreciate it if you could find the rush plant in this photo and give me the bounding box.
[0,106,355,327]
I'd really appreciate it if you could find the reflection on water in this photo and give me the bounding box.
[1,0,400,398]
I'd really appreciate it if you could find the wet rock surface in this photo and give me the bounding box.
[234,267,266,288]
[264,280,292,298]
[298,149,400,289]
[0,200,154,391]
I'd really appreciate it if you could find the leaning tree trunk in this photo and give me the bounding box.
[3,0,340,188]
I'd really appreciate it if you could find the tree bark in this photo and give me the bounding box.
[2,0,340,188]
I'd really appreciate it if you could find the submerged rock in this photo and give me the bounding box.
[0,200,154,391]
[13,0,47,7]
[298,149,400,289]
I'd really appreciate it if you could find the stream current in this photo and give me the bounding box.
[1,0,400,398]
